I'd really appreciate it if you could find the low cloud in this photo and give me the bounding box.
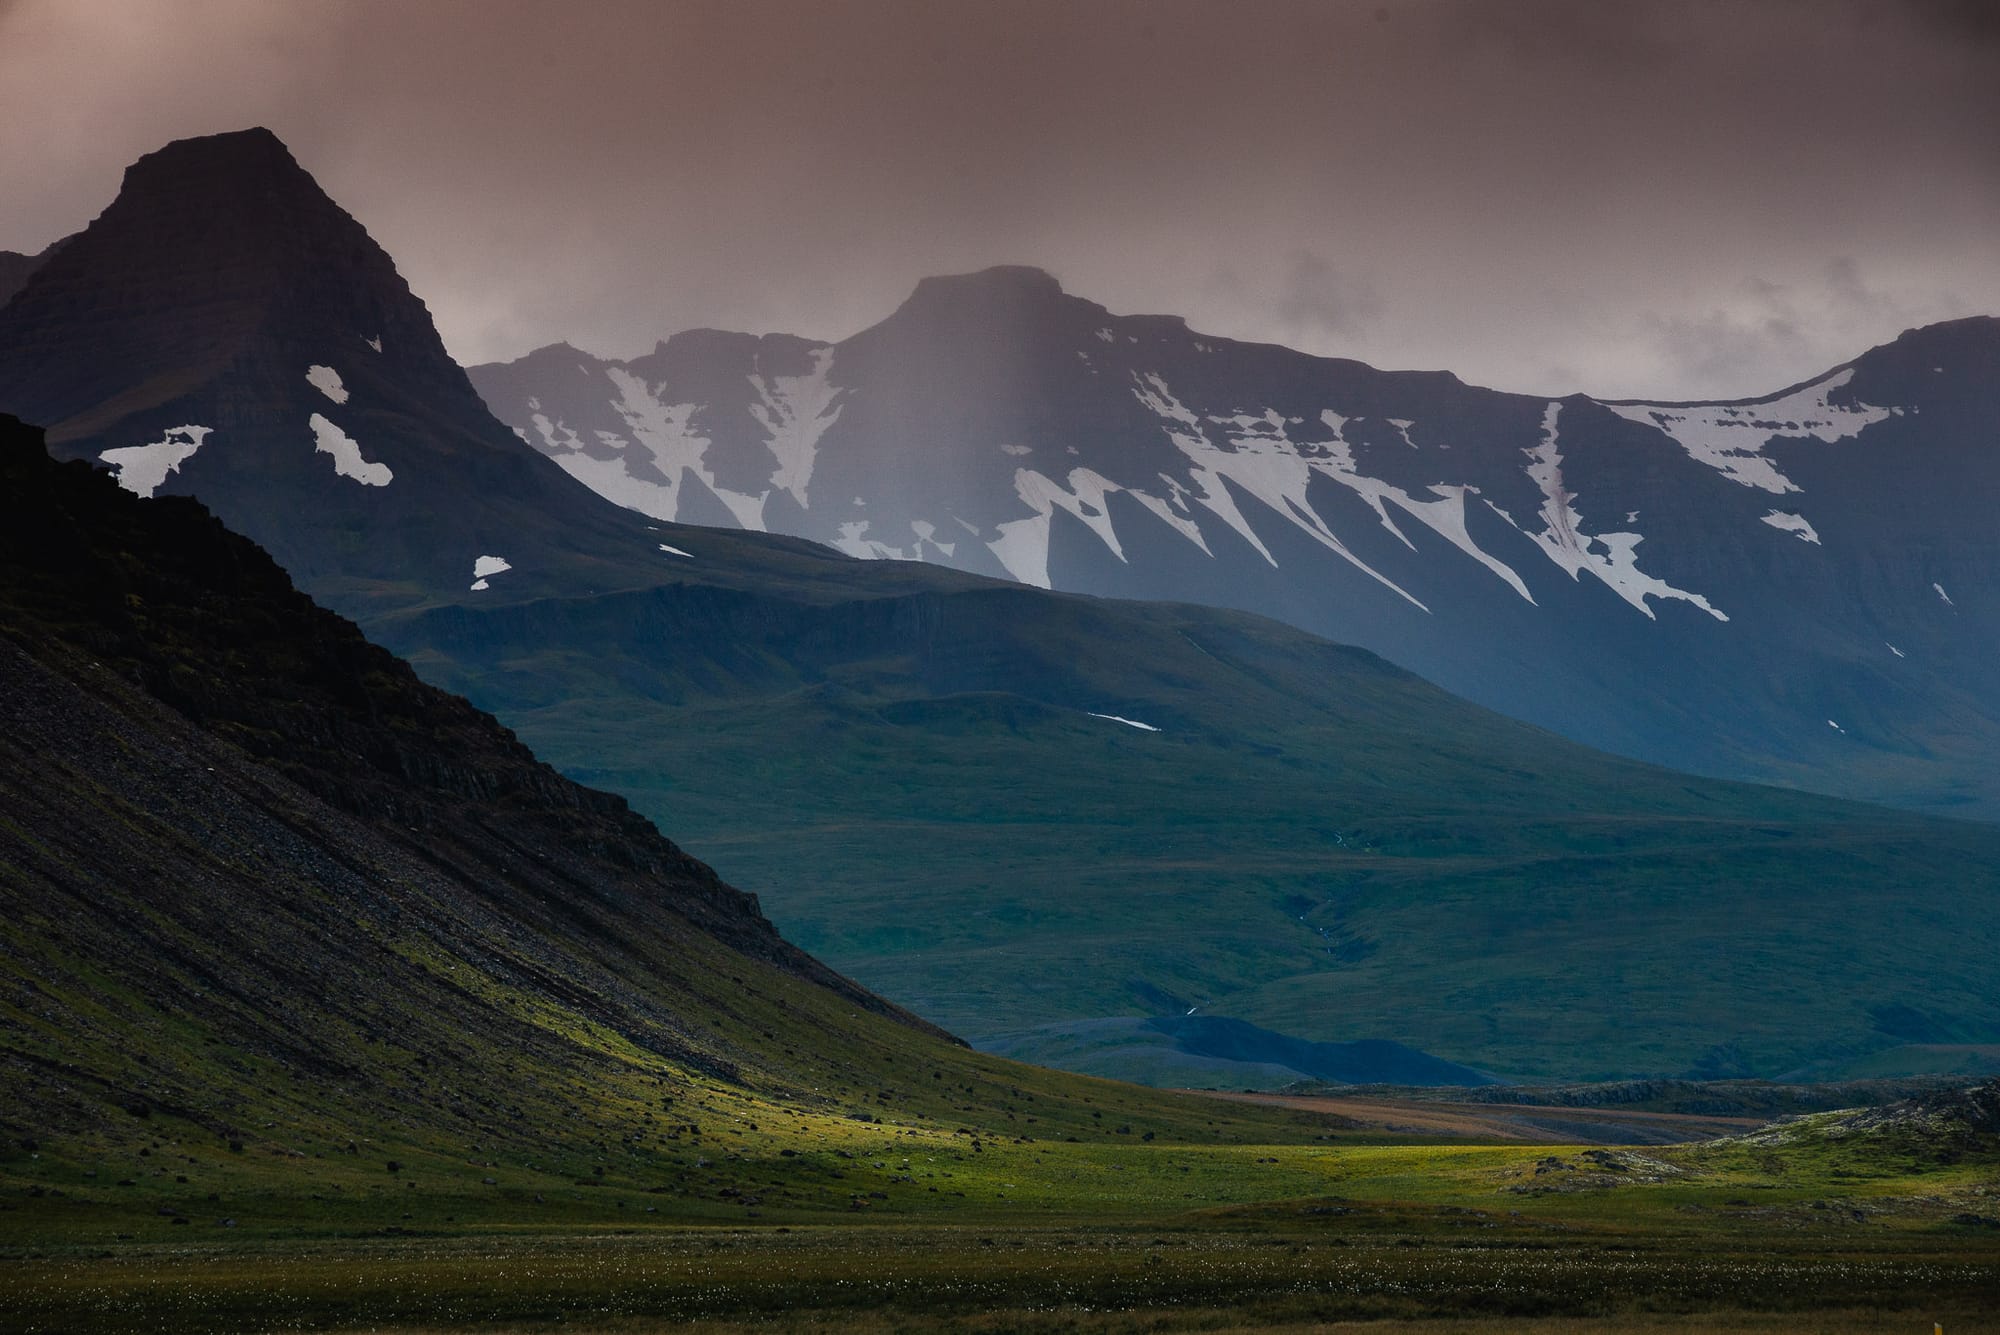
[1274,253,1385,343]
[1642,258,1970,398]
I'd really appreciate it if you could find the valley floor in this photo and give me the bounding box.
[4,1118,1996,1333]
[2,1222,1993,1333]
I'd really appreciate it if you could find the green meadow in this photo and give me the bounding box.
[5,1088,1996,1333]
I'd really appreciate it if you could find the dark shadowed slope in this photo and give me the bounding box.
[0,413,1027,1159]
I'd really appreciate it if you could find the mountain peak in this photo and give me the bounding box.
[125,125,297,179]
[877,267,1114,341]
[904,264,1069,307]
[0,125,470,441]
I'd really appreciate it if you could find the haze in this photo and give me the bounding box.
[2,0,1995,399]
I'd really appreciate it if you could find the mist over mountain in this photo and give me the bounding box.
[473,269,2000,819]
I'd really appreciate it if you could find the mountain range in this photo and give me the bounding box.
[471,269,2000,819]
[3,128,1998,1085]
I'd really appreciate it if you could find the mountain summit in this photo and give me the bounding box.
[0,128,476,432]
[0,128,702,616]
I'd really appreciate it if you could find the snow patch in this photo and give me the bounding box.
[748,346,842,507]
[1087,712,1160,732]
[657,543,693,559]
[469,555,510,591]
[1760,510,1821,545]
[1313,410,1533,604]
[987,511,1052,586]
[365,336,382,353]
[831,518,955,562]
[100,425,211,498]
[308,414,392,486]
[1827,719,1845,734]
[911,519,955,558]
[1000,443,1033,456]
[1516,403,1725,621]
[545,450,677,521]
[1130,372,1427,609]
[525,368,787,529]
[605,367,764,529]
[305,364,348,404]
[834,521,927,560]
[1934,582,1955,606]
[1886,643,1905,659]
[1601,368,1893,495]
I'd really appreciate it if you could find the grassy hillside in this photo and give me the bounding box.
[373,555,2000,1083]
[0,415,1344,1238]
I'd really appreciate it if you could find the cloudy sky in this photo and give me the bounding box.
[1,0,1995,398]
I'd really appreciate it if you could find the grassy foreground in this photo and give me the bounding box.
[4,1097,1997,1333]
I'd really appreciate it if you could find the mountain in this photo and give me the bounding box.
[472,268,2000,819]
[7,129,2000,1086]
[4,410,1351,1231]
[0,129,677,620]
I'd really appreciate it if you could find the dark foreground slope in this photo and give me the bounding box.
[0,415,1323,1216]
[8,130,2000,1085]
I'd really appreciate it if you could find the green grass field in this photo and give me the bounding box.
[5,1090,1997,1333]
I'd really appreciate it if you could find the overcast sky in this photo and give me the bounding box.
[1,0,1995,399]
